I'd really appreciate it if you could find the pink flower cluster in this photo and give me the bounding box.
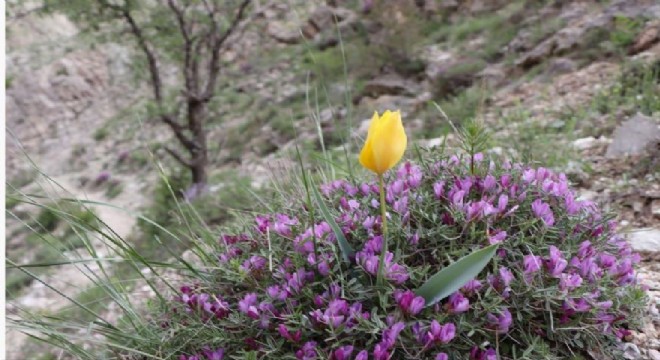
[166,154,644,359]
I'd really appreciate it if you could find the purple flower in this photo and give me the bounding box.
[483,175,497,191]
[310,299,351,328]
[497,194,508,212]
[487,308,513,334]
[296,341,318,360]
[462,279,483,294]
[240,255,267,272]
[273,214,298,237]
[523,255,542,282]
[357,252,409,284]
[531,199,554,227]
[522,169,536,183]
[330,345,354,360]
[394,290,425,316]
[559,273,583,291]
[255,215,270,233]
[364,236,383,254]
[363,216,377,230]
[499,266,514,287]
[278,324,302,343]
[94,171,111,185]
[355,350,369,360]
[451,190,466,209]
[239,293,259,319]
[564,298,591,313]
[409,232,420,245]
[546,246,568,277]
[425,321,455,345]
[373,343,390,360]
[390,179,404,196]
[446,292,469,313]
[202,348,225,360]
[599,253,617,269]
[436,353,449,360]
[489,230,507,244]
[381,322,405,348]
[393,196,409,214]
[433,181,445,199]
[470,347,498,360]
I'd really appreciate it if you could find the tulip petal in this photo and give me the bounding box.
[371,110,407,174]
[359,136,378,173]
[366,111,381,136]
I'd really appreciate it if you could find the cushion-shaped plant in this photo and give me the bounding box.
[162,149,646,360]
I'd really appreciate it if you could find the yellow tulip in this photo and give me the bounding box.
[359,110,407,175]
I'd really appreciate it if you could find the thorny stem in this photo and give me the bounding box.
[376,173,388,286]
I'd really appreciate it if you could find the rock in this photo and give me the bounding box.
[267,22,304,44]
[629,20,660,55]
[650,350,660,360]
[545,57,578,76]
[464,0,508,14]
[606,114,660,157]
[421,46,455,81]
[475,64,507,87]
[628,228,660,253]
[420,138,444,148]
[307,6,357,40]
[362,75,418,98]
[429,57,486,97]
[622,343,642,360]
[516,27,587,68]
[573,137,598,150]
[652,200,660,218]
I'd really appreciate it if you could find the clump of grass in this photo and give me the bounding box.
[591,60,660,117]
[6,200,98,296]
[501,109,580,169]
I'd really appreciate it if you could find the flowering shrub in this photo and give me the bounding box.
[158,151,646,360]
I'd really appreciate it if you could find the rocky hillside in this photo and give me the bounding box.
[5,0,660,358]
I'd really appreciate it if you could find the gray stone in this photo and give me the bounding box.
[546,57,578,76]
[649,349,660,360]
[362,75,418,98]
[652,200,660,218]
[606,114,660,157]
[573,137,598,150]
[628,228,660,253]
[267,22,303,44]
[629,19,660,55]
[622,343,642,360]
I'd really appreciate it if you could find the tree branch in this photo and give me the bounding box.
[161,114,198,150]
[201,0,251,101]
[167,0,196,95]
[118,4,165,103]
[164,146,194,168]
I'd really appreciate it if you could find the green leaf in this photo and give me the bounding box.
[415,244,498,307]
[311,184,354,264]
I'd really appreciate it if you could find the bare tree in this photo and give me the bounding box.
[44,0,252,185]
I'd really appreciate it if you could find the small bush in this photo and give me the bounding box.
[134,151,646,359]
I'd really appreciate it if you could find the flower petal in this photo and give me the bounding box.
[371,110,407,174]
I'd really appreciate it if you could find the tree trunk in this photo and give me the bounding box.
[188,100,208,185]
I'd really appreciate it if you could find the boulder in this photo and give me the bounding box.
[606,114,660,157]
[628,228,660,253]
[629,19,660,55]
[267,22,305,44]
[545,57,578,76]
[429,57,486,97]
[361,74,418,98]
[475,64,507,87]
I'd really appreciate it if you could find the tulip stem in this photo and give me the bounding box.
[376,174,388,286]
